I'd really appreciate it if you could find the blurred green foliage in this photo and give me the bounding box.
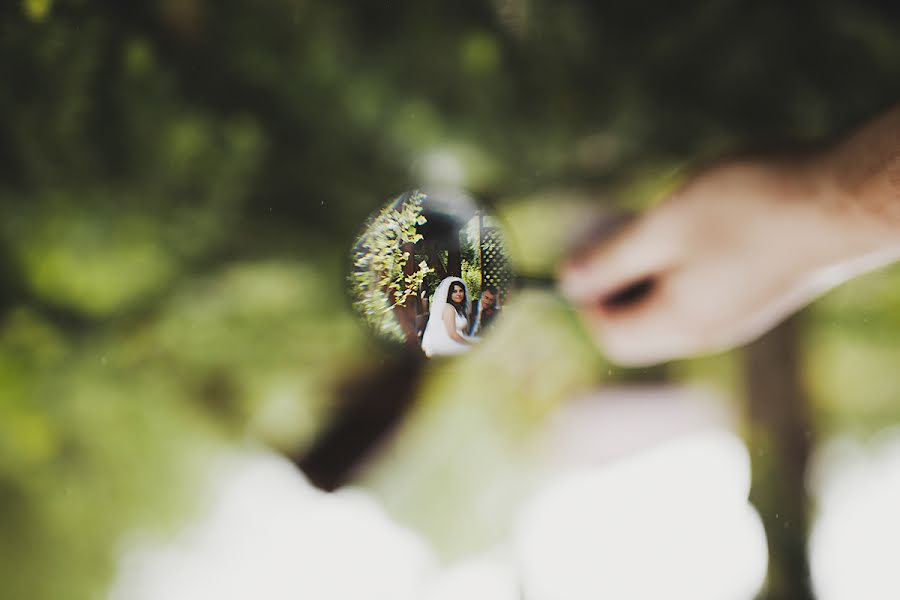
[2,1,900,599]
[350,190,430,342]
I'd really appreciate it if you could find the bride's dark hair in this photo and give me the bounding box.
[446,281,469,318]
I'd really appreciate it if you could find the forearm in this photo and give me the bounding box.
[443,312,470,344]
[824,105,900,244]
[448,324,472,344]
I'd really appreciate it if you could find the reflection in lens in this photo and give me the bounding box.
[348,188,513,356]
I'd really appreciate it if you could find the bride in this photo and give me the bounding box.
[420,276,475,357]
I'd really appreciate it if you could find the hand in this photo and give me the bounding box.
[559,158,900,366]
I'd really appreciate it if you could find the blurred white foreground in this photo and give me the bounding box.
[517,430,767,600]
[109,451,435,600]
[109,388,770,600]
[809,429,900,600]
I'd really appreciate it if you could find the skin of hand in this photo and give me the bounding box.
[559,151,900,366]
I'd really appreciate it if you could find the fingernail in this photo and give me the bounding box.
[599,276,657,312]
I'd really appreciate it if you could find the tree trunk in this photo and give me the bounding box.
[295,348,425,491]
[392,241,421,347]
[743,315,814,600]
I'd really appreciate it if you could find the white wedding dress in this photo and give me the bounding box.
[420,277,473,357]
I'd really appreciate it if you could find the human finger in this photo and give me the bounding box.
[558,210,681,313]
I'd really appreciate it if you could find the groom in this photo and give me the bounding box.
[469,285,500,336]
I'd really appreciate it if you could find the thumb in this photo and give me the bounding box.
[558,211,679,311]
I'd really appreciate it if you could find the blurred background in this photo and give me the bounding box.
[4,1,900,599]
